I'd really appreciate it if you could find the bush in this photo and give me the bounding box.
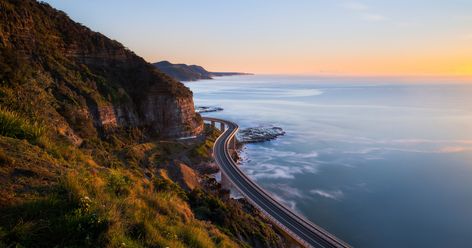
[177,225,216,248]
[188,189,227,223]
[154,177,188,200]
[0,107,45,143]
[107,170,132,196]
[0,195,108,247]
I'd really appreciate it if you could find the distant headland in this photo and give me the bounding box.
[153,60,252,82]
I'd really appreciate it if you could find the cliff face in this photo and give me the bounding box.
[141,95,203,137]
[0,0,202,141]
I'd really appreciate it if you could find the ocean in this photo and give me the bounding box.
[185,75,472,248]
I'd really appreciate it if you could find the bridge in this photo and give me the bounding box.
[203,117,351,248]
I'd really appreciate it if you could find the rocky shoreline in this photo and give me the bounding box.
[195,106,224,113]
[196,104,286,143]
[237,126,286,143]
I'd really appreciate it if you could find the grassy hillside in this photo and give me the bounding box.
[0,120,284,247]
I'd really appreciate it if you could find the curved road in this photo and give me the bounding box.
[204,117,351,248]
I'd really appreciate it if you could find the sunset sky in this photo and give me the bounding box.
[43,0,472,76]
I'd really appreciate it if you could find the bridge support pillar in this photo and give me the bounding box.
[220,123,225,132]
[211,120,215,128]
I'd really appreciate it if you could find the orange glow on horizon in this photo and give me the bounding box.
[144,48,472,80]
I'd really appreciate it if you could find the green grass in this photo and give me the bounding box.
[0,119,281,248]
[84,167,238,247]
[0,192,108,247]
[107,169,133,197]
[0,107,45,143]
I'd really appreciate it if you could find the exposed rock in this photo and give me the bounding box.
[97,105,119,127]
[164,160,200,191]
[56,121,84,146]
[237,126,285,143]
[195,106,224,113]
[192,161,220,174]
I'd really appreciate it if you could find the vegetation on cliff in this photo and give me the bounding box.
[0,0,284,247]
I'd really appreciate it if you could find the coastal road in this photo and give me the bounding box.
[204,117,351,248]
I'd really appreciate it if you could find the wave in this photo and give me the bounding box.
[310,189,344,201]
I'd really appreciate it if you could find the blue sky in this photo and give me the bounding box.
[43,0,472,76]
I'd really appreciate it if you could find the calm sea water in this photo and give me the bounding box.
[185,75,472,248]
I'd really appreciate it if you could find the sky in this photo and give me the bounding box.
[43,0,472,77]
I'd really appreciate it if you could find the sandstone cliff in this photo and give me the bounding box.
[0,0,203,142]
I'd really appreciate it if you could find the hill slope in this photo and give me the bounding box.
[0,0,285,247]
[154,61,251,82]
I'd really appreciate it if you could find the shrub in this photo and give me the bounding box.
[0,194,108,247]
[0,107,45,143]
[154,177,188,200]
[177,225,216,248]
[107,170,132,197]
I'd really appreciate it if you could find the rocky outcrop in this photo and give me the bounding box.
[237,126,286,143]
[195,106,224,113]
[141,96,203,137]
[165,160,200,191]
[97,105,119,127]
